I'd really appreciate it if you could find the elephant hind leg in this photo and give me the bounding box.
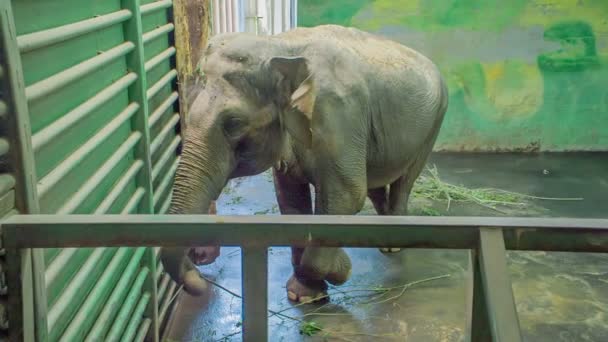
[379,122,441,252]
[373,174,417,253]
[367,186,389,215]
[368,186,401,253]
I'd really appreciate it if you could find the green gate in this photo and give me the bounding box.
[0,0,182,340]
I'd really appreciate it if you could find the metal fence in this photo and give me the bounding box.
[3,214,608,341]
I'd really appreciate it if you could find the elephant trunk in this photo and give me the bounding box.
[159,129,231,296]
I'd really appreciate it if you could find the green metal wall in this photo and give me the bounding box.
[298,0,608,152]
[1,0,182,340]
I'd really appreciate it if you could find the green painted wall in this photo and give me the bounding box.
[298,0,608,151]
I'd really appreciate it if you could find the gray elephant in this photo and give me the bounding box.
[160,25,448,303]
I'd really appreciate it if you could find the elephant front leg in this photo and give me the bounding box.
[272,169,328,302]
[286,178,364,302]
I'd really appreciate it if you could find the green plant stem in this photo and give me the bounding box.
[200,275,302,323]
[206,273,449,341]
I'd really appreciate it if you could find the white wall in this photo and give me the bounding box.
[212,0,297,36]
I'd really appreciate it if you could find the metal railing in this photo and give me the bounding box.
[3,214,608,341]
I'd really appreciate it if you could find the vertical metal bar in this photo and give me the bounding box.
[226,0,233,33]
[0,0,47,340]
[477,228,523,342]
[232,0,240,32]
[6,248,26,342]
[30,251,47,341]
[121,1,158,341]
[245,0,258,34]
[121,0,154,214]
[220,0,227,34]
[291,0,297,28]
[269,0,275,35]
[212,0,220,35]
[465,250,491,342]
[239,0,246,33]
[142,247,159,341]
[242,246,268,342]
[281,0,287,32]
[0,0,37,216]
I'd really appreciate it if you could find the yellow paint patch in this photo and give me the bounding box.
[482,61,544,119]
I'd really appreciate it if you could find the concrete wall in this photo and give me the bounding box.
[298,0,608,151]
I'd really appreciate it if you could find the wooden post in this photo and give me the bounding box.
[172,0,211,125]
[172,0,217,214]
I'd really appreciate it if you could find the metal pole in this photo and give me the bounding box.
[269,0,275,35]
[291,0,297,27]
[242,246,268,341]
[122,0,159,339]
[245,0,258,34]
[465,250,491,341]
[226,0,233,33]
[281,0,287,32]
[220,0,227,34]
[232,0,239,32]
[212,0,220,35]
[0,0,46,340]
[477,228,522,342]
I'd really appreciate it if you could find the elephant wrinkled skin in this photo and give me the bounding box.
[159,25,448,302]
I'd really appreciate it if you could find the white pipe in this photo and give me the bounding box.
[232,0,240,32]
[245,0,258,34]
[212,0,220,35]
[258,0,267,35]
[292,0,297,27]
[240,0,245,31]
[282,0,288,32]
[226,0,233,33]
[267,0,273,35]
[220,0,227,33]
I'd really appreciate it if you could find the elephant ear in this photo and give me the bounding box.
[269,56,316,148]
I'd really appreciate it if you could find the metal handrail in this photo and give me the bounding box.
[3,214,608,341]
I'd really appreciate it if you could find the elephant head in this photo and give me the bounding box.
[160,34,317,295]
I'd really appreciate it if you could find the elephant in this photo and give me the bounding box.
[160,24,448,303]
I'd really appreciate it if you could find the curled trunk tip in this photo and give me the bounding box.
[160,247,208,296]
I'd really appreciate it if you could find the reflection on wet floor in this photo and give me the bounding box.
[164,153,608,341]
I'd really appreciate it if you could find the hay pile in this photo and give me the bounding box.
[412,165,581,214]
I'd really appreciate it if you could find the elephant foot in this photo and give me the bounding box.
[379,248,402,253]
[286,274,328,303]
[298,247,352,286]
[189,246,220,265]
[323,248,352,285]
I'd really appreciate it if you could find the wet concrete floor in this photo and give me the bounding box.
[164,153,608,341]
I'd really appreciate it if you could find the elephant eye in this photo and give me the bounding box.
[222,114,249,140]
